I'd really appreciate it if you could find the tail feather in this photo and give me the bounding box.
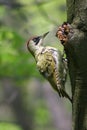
[54,67,72,103]
[56,87,72,103]
[61,89,72,103]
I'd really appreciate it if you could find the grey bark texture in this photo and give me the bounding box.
[66,0,87,130]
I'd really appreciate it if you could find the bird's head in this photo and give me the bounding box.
[27,32,49,55]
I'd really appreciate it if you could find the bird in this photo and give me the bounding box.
[27,32,72,103]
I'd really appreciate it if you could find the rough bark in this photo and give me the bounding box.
[66,0,87,130]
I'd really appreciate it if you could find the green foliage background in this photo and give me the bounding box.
[0,0,66,79]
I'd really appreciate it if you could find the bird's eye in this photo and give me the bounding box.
[33,38,37,42]
[33,37,40,45]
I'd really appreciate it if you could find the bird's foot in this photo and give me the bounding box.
[56,22,73,45]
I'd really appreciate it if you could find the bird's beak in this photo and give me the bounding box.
[42,32,49,38]
[37,32,49,46]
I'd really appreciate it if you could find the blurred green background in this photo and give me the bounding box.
[0,0,72,130]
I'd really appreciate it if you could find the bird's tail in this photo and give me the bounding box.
[54,67,72,103]
[56,87,72,103]
[61,89,72,103]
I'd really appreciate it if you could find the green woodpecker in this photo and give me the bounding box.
[27,32,72,103]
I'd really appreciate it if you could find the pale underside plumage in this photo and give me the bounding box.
[35,46,72,102]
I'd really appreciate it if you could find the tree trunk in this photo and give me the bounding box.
[66,0,87,130]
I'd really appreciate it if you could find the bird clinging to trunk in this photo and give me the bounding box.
[27,32,72,103]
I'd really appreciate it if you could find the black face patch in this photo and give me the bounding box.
[33,37,40,45]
